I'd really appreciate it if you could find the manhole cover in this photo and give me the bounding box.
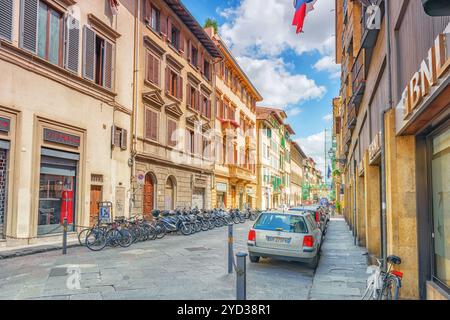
[185,247,210,252]
[49,267,68,277]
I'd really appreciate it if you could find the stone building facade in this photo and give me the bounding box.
[0,0,134,247]
[130,0,222,216]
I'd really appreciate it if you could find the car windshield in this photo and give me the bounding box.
[254,213,308,233]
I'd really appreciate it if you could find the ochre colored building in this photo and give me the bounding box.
[206,28,262,210]
[335,0,449,299]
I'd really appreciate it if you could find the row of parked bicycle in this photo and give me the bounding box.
[78,207,261,252]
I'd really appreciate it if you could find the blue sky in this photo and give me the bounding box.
[183,0,339,170]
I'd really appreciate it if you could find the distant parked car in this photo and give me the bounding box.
[247,210,323,269]
[290,205,329,235]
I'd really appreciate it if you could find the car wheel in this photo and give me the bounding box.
[307,254,319,269]
[249,255,260,263]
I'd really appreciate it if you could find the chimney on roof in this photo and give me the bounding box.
[204,27,216,38]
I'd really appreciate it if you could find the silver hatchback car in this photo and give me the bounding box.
[247,210,323,268]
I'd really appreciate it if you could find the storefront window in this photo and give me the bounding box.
[38,148,78,235]
[431,127,450,289]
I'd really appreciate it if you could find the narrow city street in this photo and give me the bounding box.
[0,218,367,300]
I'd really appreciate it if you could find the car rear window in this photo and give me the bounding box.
[253,213,308,233]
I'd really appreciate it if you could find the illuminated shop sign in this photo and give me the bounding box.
[44,129,81,147]
[398,24,450,122]
[0,117,10,132]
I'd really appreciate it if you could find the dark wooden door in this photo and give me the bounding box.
[143,174,154,219]
[89,185,102,226]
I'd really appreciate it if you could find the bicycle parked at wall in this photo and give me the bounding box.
[362,255,403,300]
[78,207,262,252]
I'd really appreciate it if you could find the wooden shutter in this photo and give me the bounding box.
[207,99,211,119]
[177,75,183,100]
[153,56,160,86]
[160,12,167,35]
[20,0,38,53]
[187,40,192,62]
[180,31,185,52]
[111,125,116,146]
[146,108,158,141]
[144,0,151,25]
[186,84,191,108]
[147,53,154,83]
[83,26,96,81]
[0,0,13,41]
[151,111,158,140]
[168,119,177,146]
[120,129,127,150]
[165,66,170,94]
[167,18,172,44]
[64,15,80,74]
[103,40,114,89]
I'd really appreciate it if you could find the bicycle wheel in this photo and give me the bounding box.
[78,228,91,246]
[381,276,400,300]
[361,282,375,300]
[118,229,133,247]
[85,229,107,251]
[156,223,166,239]
[105,229,119,247]
[250,213,257,221]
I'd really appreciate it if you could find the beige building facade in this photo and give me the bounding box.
[290,141,306,207]
[208,29,262,210]
[130,0,222,217]
[256,107,294,210]
[0,0,134,246]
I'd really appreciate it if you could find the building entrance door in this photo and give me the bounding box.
[143,173,155,219]
[192,188,205,209]
[89,185,102,226]
[0,144,9,239]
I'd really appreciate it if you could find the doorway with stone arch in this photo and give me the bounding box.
[165,176,176,210]
[143,172,157,219]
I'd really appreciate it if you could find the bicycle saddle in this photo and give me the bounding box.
[387,255,402,265]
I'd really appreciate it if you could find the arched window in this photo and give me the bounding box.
[165,176,176,210]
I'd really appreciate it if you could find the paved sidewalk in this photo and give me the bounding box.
[308,217,368,300]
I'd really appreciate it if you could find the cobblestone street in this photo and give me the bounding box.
[0,218,367,300]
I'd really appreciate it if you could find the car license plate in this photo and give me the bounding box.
[266,236,291,244]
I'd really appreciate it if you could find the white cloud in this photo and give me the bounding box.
[287,107,303,116]
[219,0,335,57]
[323,113,333,122]
[313,55,341,78]
[237,56,326,108]
[296,132,326,169]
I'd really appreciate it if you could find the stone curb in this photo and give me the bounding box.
[0,243,81,260]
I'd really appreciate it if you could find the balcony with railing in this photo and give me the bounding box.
[347,103,357,131]
[349,48,366,112]
[229,164,254,183]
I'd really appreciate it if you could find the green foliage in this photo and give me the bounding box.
[204,18,218,33]
[333,169,341,177]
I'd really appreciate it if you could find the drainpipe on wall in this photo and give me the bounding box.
[129,0,141,217]
[353,158,357,246]
[380,0,392,270]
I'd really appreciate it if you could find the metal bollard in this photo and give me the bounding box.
[236,252,247,300]
[62,217,68,255]
[228,223,233,274]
